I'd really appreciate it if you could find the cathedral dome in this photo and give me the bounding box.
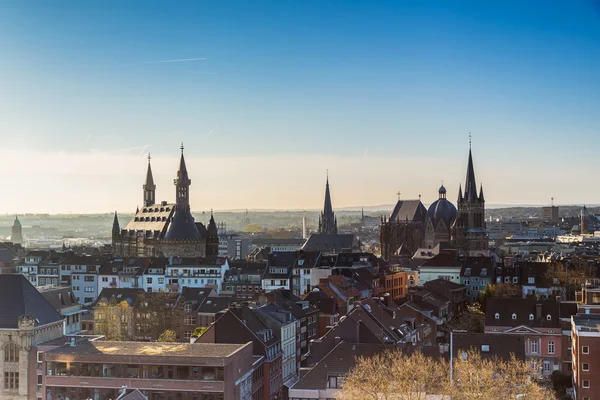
[427,187,457,228]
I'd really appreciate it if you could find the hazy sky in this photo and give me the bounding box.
[1,1,599,214]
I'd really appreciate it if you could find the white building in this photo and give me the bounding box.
[165,257,229,293]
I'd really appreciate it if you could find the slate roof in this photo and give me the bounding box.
[267,289,319,319]
[451,332,525,361]
[39,286,79,312]
[484,298,566,328]
[301,233,357,252]
[176,287,216,312]
[420,253,462,268]
[460,256,494,278]
[124,204,175,236]
[0,275,63,329]
[389,199,427,222]
[293,341,382,390]
[197,297,233,314]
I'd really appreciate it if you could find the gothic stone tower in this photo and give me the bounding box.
[318,174,338,234]
[451,143,488,255]
[143,153,156,207]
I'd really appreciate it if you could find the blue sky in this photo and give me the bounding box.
[1,1,599,213]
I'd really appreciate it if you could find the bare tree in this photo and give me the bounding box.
[338,349,553,400]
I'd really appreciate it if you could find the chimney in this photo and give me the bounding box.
[302,217,307,239]
[536,303,542,320]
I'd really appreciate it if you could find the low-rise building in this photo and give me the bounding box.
[42,339,254,400]
[39,286,85,335]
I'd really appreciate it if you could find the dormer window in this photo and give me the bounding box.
[528,277,535,284]
[546,314,551,321]
[494,313,500,320]
[512,313,517,320]
[529,314,534,320]
[184,304,192,313]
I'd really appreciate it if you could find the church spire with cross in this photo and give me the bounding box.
[143,153,156,207]
[319,170,337,234]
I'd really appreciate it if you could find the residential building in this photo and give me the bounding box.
[195,305,283,400]
[459,256,493,303]
[165,256,229,293]
[572,314,600,400]
[262,252,295,292]
[42,339,254,400]
[418,252,463,284]
[423,278,466,318]
[222,261,266,300]
[39,286,84,335]
[484,298,577,375]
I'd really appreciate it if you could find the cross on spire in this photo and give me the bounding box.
[180,142,184,153]
[147,153,151,162]
[397,191,401,201]
[469,132,472,148]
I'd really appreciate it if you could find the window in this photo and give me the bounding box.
[328,375,345,388]
[102,277,108,282]
[4,372,19,389]
[543,361,551,373]
[528,277,535,284]
[494,313,500,320]
[158,278,164,284]
[583,363,589,371]
[4,343,19,362]
[184,331,193,339]
[512,313,517,320]
[513,277,518,284]
[546,314,551,321]
[529,314,534,320]
[583,380,590,388]
[147,277,153,284]
[548,341,555,355]
[184,304,193,313]
[84,286,94,293]
[583,346,589,354]
[531,340,539,354]
[184,316,196,326]
[84,276,94,282]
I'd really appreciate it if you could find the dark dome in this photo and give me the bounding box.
[438,185,446,195]
[427,198,457,228]
[164,208,201,240]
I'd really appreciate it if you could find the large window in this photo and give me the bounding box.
[4,343,19,362]
[548,341,555,355]
[531,339,539,354]
[4,372,19,389]
[184,316,196,326]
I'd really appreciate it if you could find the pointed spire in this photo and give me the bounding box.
[136,205,139,214]
[457,184,463,203]
[479,184,485,202]
[464,139,478,202]
[324,172,333,216]
[207,209,218,237]
[112,211,120,234]
[176,143,191,185]
[143,153,156,207]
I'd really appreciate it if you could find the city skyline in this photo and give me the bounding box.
[1,1,599,213]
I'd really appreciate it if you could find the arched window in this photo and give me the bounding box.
[546,314,552,321]
[494,313,500,320]
[4,342,19,362]
[529,314,534,320]
[512,313,517,320]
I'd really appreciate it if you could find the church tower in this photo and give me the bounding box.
[451,140,488,255]
[319,173,338,234]
[112,211,120,247]
[206,210,219,257]
[143,153,156,207]
[11,215,23,244]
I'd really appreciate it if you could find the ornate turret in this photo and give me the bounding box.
[319,172,337,234]
[174,143,191,212]
[143,153,156,207]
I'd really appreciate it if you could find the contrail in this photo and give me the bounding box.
[146,57,206,64]
[207,129,215,137]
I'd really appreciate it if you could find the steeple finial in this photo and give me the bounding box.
[181,142,184,153]
[469,132,472,149]
[148,153,151,162]
[397,191,401,201]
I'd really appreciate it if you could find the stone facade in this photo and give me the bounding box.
[0,316,63,400]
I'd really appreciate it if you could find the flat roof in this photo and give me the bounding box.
[46,340,249,358]
[574,314,600,333]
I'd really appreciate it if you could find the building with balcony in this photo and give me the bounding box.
[165,257,229,293]
[262,252,295,293]
[222,261,266,301]
[42,339,254,400]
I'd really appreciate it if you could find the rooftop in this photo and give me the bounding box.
[573,314,600,333]
[46,339,249,358]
